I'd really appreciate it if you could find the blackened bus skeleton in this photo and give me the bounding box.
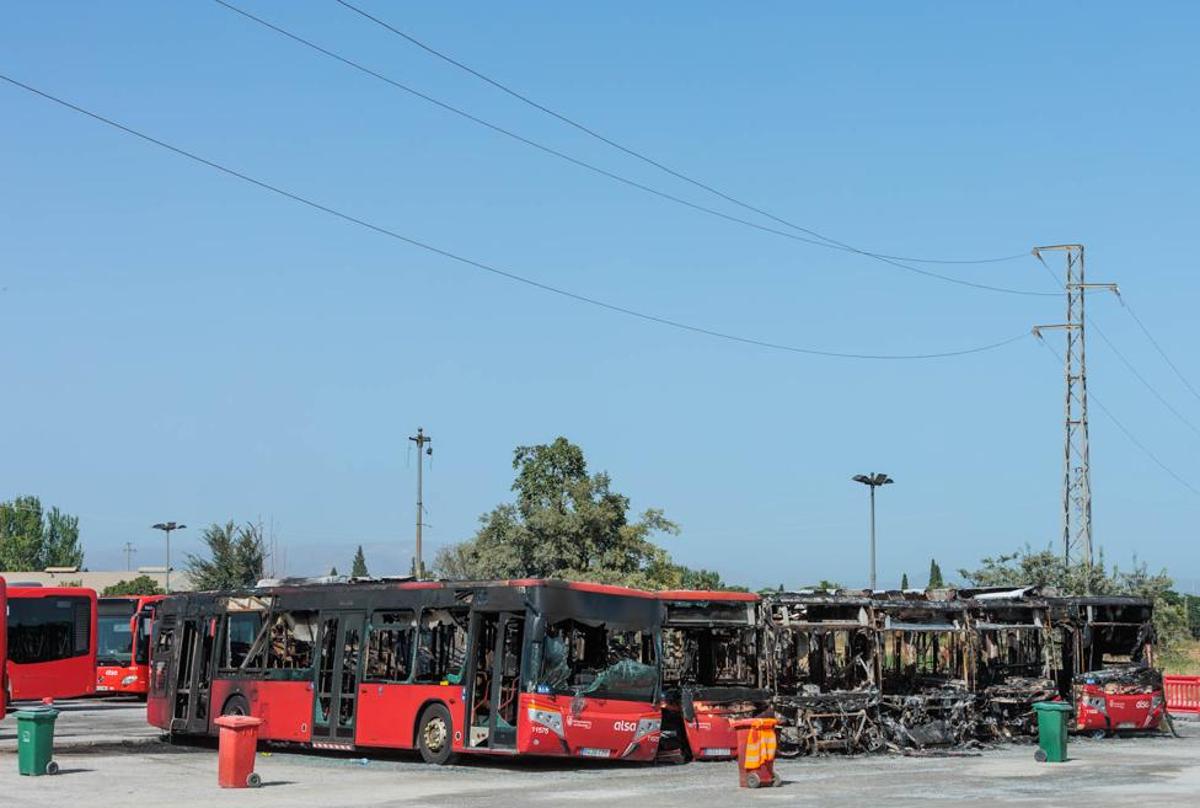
[964,589,1059,739]
[148,579,662,764]
[762,592,883,756]
[658,591,770,761]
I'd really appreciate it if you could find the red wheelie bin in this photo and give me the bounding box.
[730,717,781,788]
[214,714,264,788]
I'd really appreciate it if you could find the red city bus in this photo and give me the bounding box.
[148,579,663,764]
[96,595,165,696]
[658,590,770,761]
[6,585,98,701]
[1,578,7,717]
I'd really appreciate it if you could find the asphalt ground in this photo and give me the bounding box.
[2,700,1197,806]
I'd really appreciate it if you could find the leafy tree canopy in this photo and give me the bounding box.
[102,575,165,596]
[0,495,84,570]
[186,521,265,590]
[900,572,910,590]
[434,437,694,590]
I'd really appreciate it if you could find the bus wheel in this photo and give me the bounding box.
[417,704,455,765]
[222,694,251,717]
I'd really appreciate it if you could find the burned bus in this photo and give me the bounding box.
[1048,596,1163,736]
[874,593,976,747]
[657,590,769,761]
[964,589,1058,738]
[148,578,663,764]
[762,591,883,756]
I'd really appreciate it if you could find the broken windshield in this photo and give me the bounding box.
[536,619,658,702]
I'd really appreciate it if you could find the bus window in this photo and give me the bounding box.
[135,608,155,666]
[365,611,416,682]
[221,612,265,669]
[97,600,137,666]
[414,608,468,683]
[538,620,657,702]
[266,611,319,671]
[8,596,92,664]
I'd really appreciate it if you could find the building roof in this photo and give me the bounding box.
[0,568,191,593]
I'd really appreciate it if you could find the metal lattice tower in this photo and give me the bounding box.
[1032,244,1117,569]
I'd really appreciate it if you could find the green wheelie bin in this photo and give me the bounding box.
[1032,701,1072,763]
[16,707,61,776]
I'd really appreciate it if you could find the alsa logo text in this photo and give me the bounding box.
[613,720,638,733]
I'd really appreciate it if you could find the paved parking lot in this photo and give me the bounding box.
[2,701,1197,807]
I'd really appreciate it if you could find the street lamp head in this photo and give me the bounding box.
[852,474,871,485]
[152,522,186,532]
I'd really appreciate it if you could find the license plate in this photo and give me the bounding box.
[96,685,113,691]
[579,748,612,758]
[702,748,732,757]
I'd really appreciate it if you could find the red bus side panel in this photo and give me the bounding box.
[356,683,464,749]
[211,679,315,743]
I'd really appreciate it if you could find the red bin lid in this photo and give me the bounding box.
[214,715,263,728]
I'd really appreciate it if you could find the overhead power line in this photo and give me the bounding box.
[1036,338,1200,498]
[0,73,1032,362]
[333,0,1031,268]
[1120,296,1200,407]
[212,1,1052,298]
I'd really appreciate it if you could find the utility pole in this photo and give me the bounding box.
[152,521,186,593]
[852,473,894,590]
[122,541,136,571]
[408,427,432,579]
[1032,244,1118,570]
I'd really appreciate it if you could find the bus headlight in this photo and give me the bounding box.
[631,716,661,743]
[528,707,565,738]
[121,675,139,687]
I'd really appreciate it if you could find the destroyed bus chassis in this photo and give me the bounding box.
[774,688,884,757]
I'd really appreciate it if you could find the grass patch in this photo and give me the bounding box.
[1161,639,1200,675]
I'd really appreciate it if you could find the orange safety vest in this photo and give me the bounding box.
[742,719,778,770]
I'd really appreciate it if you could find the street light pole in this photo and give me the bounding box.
[408,427,432,579]
[852,473,894,591]
[152,521,186,593]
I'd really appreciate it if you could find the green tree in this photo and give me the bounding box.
[186,521,265,590]
[433,437,680,589]
[351,545,369,577]
[0,495,46,569]
[44,507,83,567]
[928,558,944,588]
[0,496,85,570]
[900,572,909,589]
[329,566,339,576]
[102,575,165,596]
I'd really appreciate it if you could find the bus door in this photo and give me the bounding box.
[172,616,215,735]
[313,611,365,746]
[467,611,525,750]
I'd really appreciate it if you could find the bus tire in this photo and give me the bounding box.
[221,694,251,717]
[416,703,455,765]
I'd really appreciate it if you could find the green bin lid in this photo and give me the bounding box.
[14,707,61,721]
[1032,701,1073,712]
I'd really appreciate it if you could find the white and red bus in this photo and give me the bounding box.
[148,579,663,763]
[96,594,165,696]
[658,590,770,760]
[5,585,98,701]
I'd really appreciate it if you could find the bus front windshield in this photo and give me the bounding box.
[97,601,138,666]
[536,619,658,703]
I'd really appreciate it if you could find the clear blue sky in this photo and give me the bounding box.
[2,2,1197,590]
